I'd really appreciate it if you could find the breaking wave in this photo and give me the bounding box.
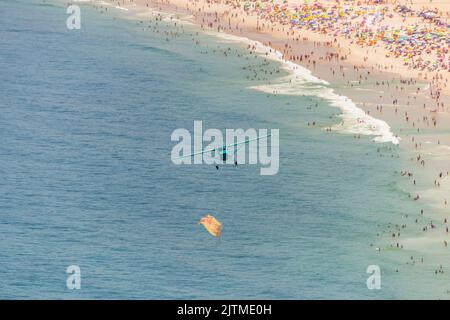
[209,31,400,145]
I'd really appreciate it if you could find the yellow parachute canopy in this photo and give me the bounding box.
[199,215,223,237]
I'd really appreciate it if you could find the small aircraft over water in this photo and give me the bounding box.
[174,134,271,170]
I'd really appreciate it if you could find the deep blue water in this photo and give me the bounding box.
[0,0,440,299]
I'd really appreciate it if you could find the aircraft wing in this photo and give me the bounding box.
[172,134,271,159]
[225,134,271,148]
[172,146,220,160]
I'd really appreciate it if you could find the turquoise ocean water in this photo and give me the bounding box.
[0,0,445,299]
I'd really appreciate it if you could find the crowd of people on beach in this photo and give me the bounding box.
[226,0,449,73]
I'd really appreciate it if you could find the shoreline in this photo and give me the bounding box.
[70,0,450,295]
[127,0,450,214]
[88,0,450,241]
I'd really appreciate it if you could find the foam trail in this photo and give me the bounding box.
[97,1,113,7]
[95,0,132,11]
[208,31,400,145]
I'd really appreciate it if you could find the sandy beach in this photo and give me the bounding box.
[132,0,449,89]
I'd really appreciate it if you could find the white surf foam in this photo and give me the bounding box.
[94,0,132,11]
[207,31,400,145]
[133,6,193,25]
[164,16,196,26]
[96,1,109,5]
